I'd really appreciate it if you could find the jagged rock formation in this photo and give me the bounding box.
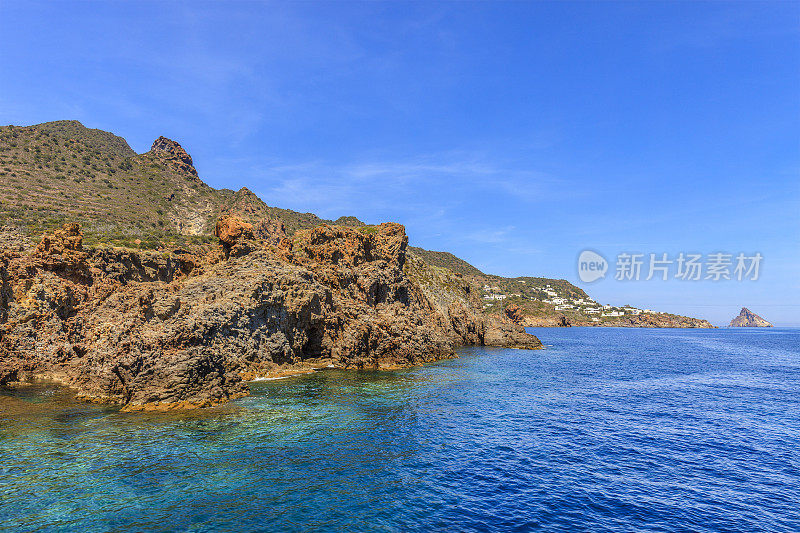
[504,304,524,325]
[404,254,540,350]
[149,136,198,176]
[0,220,541,410]
[730,307,772,327]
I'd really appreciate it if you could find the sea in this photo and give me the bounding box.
[1,327,799,532]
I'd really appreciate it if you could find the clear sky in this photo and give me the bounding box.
[1,1,798,326]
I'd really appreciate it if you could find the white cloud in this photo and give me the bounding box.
[466,226,516,244]
[243,151,567,222]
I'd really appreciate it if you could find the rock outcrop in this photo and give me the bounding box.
[504,304,524,325]
[0,220,541,410]
[730,307,772,327]
[513,314,571,327]
[150,136,198,176]
[215,214,255,258]
[404,255,541,350]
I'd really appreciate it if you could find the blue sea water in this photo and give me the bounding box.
[1,327,799,532]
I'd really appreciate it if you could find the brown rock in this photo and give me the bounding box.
[504,304,524,325]
[730,307,772,327]
[30,222,89,278]
[293,223,407,269]
[150,136,198,176]
[215,214,254,245]
[215,215,254,258]
[0,221,541,411]
[254,218,288,246]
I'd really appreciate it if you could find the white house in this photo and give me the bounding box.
[483,294,507,300]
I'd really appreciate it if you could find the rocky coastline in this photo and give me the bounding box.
[0,218,540,411]
[0,121,717,412]
[504,304,714,329]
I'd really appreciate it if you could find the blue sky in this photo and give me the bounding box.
[1,1,798,325]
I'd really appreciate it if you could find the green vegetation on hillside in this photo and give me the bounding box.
[407,247,485,277]
[0,121,362,245]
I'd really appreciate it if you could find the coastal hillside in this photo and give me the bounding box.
[0,120,711,329]
[406,247,486,277]
[0,121,362,245]
[408,246,713,328]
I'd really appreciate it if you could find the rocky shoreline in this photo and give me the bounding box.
[520,316,715,328]
[0,218,541,411]
[508,305,714,329]
[0,121,717,412]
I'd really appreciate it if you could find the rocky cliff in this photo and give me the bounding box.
[729,307,772,327]
[0,219,541,410]
[0,121,714,329]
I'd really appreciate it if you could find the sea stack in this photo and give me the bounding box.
[729,307,773,327]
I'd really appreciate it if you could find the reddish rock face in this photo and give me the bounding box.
[150,136,197,176]
[0,220,541,411]
[504,304,524,325]
[31,222,89,277]
[36,222,83,253]
[254,218,288,246]
[295,223,408,269]
[215,215,255,258]
[215,215,254,245]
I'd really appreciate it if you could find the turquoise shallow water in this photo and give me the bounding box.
[1,327,799,532]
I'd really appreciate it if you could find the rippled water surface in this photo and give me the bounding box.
[2,328,800,532]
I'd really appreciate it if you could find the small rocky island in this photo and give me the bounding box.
[729,307,773,327]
